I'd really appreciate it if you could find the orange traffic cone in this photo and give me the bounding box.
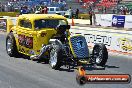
[72,17,74,26]
[78,66,86,76]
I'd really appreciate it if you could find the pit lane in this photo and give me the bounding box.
[0,32,132,88]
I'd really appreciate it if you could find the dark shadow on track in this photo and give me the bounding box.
[58,67,74,72]
[84,64,105,71]
[12,55,119,72]
[104,65,119,68]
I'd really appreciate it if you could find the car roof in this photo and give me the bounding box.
[18,14,66,21]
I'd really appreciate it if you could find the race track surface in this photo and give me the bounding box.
[0,32,132,88]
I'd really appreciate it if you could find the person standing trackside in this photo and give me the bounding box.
[89,10,93,25]
[68,7,73,19]
[75,8,79,19]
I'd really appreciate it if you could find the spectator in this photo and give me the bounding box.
[123,9,126,15]
[129,9,132,15]
[104,7,106,14]
[20,6,28,15]
[120,6,124,15]
[41,6,48,14]
[45,6,48,14]
[62,1,66,5]
[2,5,4,12]
[68,7,73,19]
[41,6,45,13]
[4,5,8,12]
[79,0,83,5]
[20,7,23,14]
[112,7,116,14]
[35,6,42,14]
[38,5,42,12]
[89,10,93,25]
[30,7,34,13]
[120,6,127,15]
[124,6,128,15]
[75,8,79,19]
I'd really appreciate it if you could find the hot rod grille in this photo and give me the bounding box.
[70,36,89,58]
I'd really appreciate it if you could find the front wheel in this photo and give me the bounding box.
[92,44,108,66]
[49,45,62,70]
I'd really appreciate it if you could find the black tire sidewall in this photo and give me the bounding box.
[6,32,18,57]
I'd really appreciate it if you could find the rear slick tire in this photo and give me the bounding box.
[92,44,108,66]
[6,32,19,57]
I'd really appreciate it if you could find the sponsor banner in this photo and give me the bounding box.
[95,14,132,28]
[0,19,7,30]
[95,14,101,25]
[116,37,132,52]
[110,35,132,52]
[95,14,113,27]
[70,28,132,54]
[112,15,125,28]
[100,14,113,27]
[124,15,132,28]
[84,32,112,48]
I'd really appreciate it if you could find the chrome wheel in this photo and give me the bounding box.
[50,49,57,67]
[93,47,103,64]
[7,38,12,53]
[49,45,62,69]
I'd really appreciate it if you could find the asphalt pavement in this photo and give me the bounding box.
[0,32,132,88]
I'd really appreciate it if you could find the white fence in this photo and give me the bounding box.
[70,27,132,55]
[95,14,132,28]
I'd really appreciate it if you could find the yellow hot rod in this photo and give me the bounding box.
[6,14,108,70]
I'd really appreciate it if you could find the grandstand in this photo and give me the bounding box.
[66,0,124,14]
[65,0,119,14]
[0,0,132,14]
[0,0,67,12]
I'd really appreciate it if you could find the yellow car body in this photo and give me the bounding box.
[6,14,108,69]
[7,14,69,56]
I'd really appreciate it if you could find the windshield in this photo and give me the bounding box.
[34,19,67,29]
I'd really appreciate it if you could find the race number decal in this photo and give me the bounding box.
[76,40,85,49]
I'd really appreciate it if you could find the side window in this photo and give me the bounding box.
[25,21,32,29]
[56,8,59,11]
[47,8,49,11]
[34,19,46,29]
[59,20,67,25]
[19,20,32,29]
[20,20,24,27]
[50,8,54,11]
